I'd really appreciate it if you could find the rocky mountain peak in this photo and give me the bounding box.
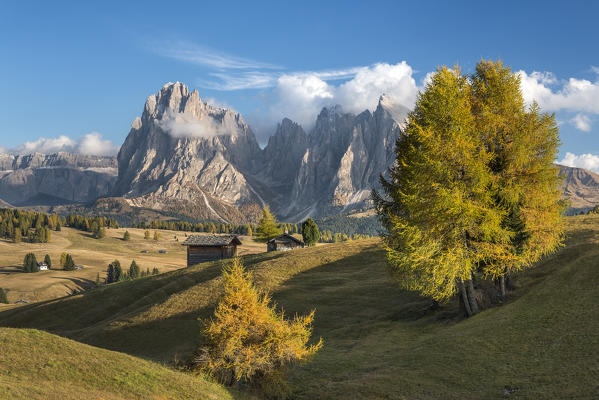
[375,94,410,126]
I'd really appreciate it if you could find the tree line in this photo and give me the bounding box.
[22,252,76,272]
[0,208,58,243]
[0,207,369,245]
[105,259,159,283]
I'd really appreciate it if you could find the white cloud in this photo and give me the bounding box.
[518,70,599,114]
[77,132,120,156]
[157,110,237,138]
[198,71,277,90]
[265,62,418,128]
[157,41,280,70]
[559,152,599,172]
[5,132,119,156]
[571,113,592,132]
[12,135,77,154]
[336,62,417,114]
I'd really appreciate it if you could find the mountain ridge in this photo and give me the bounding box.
[1,82,598,221]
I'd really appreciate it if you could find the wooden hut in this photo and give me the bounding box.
[267,233,305,252]
[182,234,242,267]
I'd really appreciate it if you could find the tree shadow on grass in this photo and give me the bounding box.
[0,252,288,354]
[50,276,97,293]
[50,245,443,363]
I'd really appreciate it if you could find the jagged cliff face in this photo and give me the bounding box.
[281,99,406,220]
[113,82,264,223]
[3,82,597,222]
[112,82,408,222]
[0,153,117,206]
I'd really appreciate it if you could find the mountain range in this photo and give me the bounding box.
[0,82,596,221]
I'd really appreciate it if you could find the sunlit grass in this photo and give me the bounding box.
[1,216,598,398]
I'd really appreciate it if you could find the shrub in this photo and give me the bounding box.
[0,288,8,304]
[123,231,131,241]
[193,258,322,397]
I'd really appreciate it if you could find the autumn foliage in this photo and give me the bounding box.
[193,258,322,396]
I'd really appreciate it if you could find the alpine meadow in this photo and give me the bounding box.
[1,2,598,399]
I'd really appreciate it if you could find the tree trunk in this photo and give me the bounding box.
[458,278,473,317]
[506,274,514,290]
[499,275,506,300]
[466,277,479,315]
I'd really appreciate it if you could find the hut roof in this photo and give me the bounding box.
[181,234,242,247]
[267,233,304,245]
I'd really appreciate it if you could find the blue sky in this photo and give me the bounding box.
[1,1,599,169]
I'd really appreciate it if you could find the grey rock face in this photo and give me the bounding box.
[558,164,599,214]
[277,97,406,220]
[113,82,265,222]
[5,82,590,222]
[113,83,408,222]
[0,153,117,205]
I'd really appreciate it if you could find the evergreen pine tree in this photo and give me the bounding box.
[63,254,75,271]
[153,231,159,241]
[60,252,67,268]
[129,260,140,279]
[112,260,122,281]
[123,231,131,241]
[152,267,159,275]
[301,218,320,246]
[106,263,115,284]
[23,253,38,273]
[144,230,151,240]
[44,254,52,269]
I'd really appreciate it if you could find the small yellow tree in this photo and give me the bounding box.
[194,258,322,396]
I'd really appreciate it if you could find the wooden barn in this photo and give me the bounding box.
[267,233,305,252]
[182,234,242,267]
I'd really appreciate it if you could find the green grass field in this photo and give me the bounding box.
[0,328,251,400]
[1,215,598,399]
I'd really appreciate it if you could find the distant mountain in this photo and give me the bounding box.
[2,82,596,222]
[0,152,116,206]
[558,164,599,215]
[113,82,264,223]
[112,82,407,222]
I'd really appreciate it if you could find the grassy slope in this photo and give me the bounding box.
[1,216,598,398]
[0,328,247,400]
[0,227,264,303]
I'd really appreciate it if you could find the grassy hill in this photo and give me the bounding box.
[0,328,249,400]
[0,227,264,303]
[1,215,598,398]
